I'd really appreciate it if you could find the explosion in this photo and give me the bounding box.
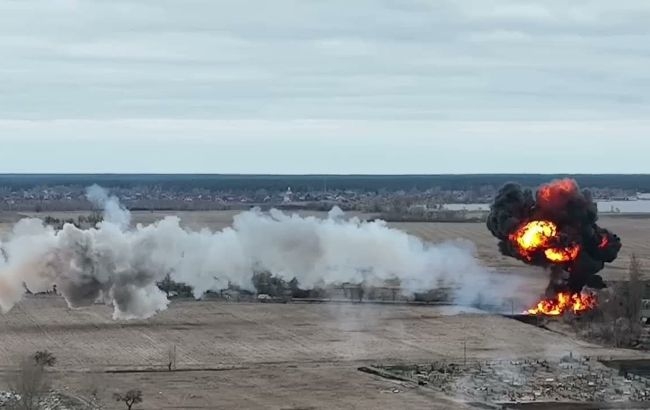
[526,291,597,316]
[510,220,580,263]
[487,179,622,316]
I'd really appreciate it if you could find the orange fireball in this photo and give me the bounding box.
[544,246,580,262]
[526,292,597,316]
[513,220,557,250]
[537,179,578,205]
[510,220,580,263]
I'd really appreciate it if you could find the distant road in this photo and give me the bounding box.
[445,201,650,214]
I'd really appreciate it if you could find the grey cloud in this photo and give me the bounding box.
[0,0,649,121]
[0,1,649,172]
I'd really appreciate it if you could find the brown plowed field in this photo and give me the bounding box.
[0,211,648,409]
[0,298,646,409]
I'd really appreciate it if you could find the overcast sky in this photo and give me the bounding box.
[1,0,649,173]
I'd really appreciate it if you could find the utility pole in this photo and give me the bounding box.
[463,339,467,366]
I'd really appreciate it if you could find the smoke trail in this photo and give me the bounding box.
[0,187,514,319]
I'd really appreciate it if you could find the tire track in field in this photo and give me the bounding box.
[12,301,85,368]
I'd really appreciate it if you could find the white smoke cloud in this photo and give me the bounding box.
[0,186,518,319]
[86,184,131,229]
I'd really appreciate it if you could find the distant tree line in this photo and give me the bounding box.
[4,174,650,192]
[156,271,455,304]
[158,274,194,298]
[156,272,327,301]
[41,212,103,230]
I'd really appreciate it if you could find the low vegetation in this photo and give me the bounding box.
[6,351,57,410]
[113,389,143,410]
[575,254,644,348]
[33,351,56,368]
[42,213,103,230]
[157,274,194,298]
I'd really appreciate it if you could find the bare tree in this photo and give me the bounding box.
[8,357,50,410]
[33,350,56,368]
[579,254,645,347]
[167,344,176,371]
[628,254,643,322]
[114,390,143,410]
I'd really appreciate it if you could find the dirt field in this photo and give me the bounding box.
[0,210,648,408]
[0,297,646,409]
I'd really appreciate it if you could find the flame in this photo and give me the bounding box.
[544,246,580,262]
[526,292,597,316]
[513,220,557,250]
[537,179,578,204]
[598,235,609,249]
[510,220,580,263]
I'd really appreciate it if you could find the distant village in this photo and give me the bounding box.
[0,184,644,217]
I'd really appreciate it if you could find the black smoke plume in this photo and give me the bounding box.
[487,179,621,294]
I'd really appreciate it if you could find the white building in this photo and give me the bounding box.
[283,187,293,203]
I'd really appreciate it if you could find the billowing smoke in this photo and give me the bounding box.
[86,184,131,229]
[0,186,514,319]
[487,179,622,295]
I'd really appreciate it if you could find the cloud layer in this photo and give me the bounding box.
[1,1,649,172]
